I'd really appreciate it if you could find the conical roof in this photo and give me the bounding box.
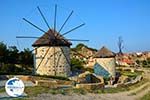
[32,29,72,47]
[94,46,115,58]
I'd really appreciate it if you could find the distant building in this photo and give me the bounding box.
[32,29,72,77]
[93,46,116,77]
[116,53,135,67]
[86,57,96,68]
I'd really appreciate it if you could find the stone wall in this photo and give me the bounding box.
[33,46,70,77]
[76,83,104,90]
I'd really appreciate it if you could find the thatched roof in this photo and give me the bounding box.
[32,29,72,47]
[94,46,115,58]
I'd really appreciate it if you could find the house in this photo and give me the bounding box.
[116,53,135,67]
[32,29,72,77]
[93,46,116,78]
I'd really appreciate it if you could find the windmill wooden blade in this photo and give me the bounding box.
[58,11,74,33]
[37,6,50,29]
[54,4,57,33]
[60,47,70,66]
[36,47,51,70]
[62,23,85,36]
[23,18,46,33]
[44,50,61,66]
[30,47,38,53]
[67,39,89,42]
[16,36,89,42]
[56,53,62,70]
[53,47,56,75]
[16,36,40,38]
[16,34,50,40]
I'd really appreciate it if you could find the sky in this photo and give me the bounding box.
[0,0,150,53]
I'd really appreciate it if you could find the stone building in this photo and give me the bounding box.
[32,29,72,77]
[94,46,116,77]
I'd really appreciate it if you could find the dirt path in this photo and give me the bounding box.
[31,82,150,100]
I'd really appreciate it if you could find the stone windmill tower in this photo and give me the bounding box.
[32,29,72,76]
[94,46,116,78]
[16,5,88,77]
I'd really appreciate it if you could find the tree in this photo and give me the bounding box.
[147,58,150,64]
[0,41,34,75]
[118,36,124,54]
[0,42,8,64]
[7,46,19,64]
[71,58,84,71]
[136,60,140,65]
[18,48,33,71]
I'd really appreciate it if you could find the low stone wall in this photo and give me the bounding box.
[18,75,36,83]
[76,83,104,90]
[35,80,58,88]
[57,80,74,85]
[114,75,143,87]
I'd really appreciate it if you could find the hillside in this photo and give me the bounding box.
[71,43,97,59]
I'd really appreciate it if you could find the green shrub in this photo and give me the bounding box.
[33,74,70,81]
[141,91,150,100]
[0,64,32,75]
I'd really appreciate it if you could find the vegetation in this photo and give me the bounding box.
[71,57,93,73]
[135,58,150,68]
[142,59,150,68]
[0,88,5,93]
[48,88,87,95]
[141,91,150,100]
[94,78,148,94]
[71,58,85,71]
[25,87,88,97]
[10,78,148,100]
[33,75,70,81]
[130,83,149,96]
[120,70,142,78]
[25,86,50,97]
[0,41,33,75]
[71,43,97,51]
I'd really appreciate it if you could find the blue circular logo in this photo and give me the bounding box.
[5,77,24,97]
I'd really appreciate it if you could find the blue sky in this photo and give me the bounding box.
[0,0,150,52]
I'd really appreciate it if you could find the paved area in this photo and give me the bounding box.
[0,80,35,87]
[0,92,27,100]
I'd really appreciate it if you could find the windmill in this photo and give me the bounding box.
[16,4,89,77]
